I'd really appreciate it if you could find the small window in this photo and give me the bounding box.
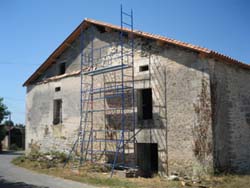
[137,88,153,120]
[55,87,61,92]
[59,63,66,75]
[53,99,62,125]
[139,65,149,72]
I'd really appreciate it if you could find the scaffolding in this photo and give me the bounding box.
[65,6,136,177]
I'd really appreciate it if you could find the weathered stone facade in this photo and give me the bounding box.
[209,59,250,174]
[25,21,250,176]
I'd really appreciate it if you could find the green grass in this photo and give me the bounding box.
[211,175,250,188]
[12,156,142,188]
[12,155,180,188]
[12,156,250,188]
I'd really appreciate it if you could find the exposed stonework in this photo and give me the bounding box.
[25,23,250,177]
[209,59,250,174]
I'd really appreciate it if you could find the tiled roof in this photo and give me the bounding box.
[23,18,249,86]
[86,18,211,54]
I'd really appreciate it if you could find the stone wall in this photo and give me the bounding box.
[210,59,250,174]
[158,47,213,176]
[26,75,80,153]
[26,25,215,176]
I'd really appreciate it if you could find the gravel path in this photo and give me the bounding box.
[0,151,96,188]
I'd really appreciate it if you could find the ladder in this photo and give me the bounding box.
[65,5,136,177]
[64,81,92,168]
[110,5,135,177]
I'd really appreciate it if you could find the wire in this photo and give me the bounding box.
[0,62,40,66]
[1,97,25,102]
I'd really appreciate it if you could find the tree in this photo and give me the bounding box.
[15,123,25,128]
[0,125,6,142]
[0,124,7,151]
[0,98,10,124]
[3,120,14,127]
[0,98,10,151]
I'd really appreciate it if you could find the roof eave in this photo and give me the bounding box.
[23,19,90,86]
[23,18,250,86]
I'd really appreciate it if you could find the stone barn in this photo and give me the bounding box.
[24,18,250,176]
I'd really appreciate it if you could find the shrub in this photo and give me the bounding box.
[18,149,68,169]
[28,149,42,161]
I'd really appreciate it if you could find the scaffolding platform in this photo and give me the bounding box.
[81,85,133,94]
[65,5,136,178]
[83,64,130,76]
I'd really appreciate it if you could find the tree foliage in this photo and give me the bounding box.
[0,125,6,142]
[15,123,25,128]
[0,98,10,143]
[0,98,10,124]
[3,120,14,127]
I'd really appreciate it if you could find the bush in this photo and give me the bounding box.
[49,151,67,163]
[37,151,67,169]
[28,149,42,161]
[17,149,68,169]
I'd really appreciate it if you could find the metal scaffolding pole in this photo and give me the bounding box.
[65,5,136,177]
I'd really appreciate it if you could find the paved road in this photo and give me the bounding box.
[0,151,96,188]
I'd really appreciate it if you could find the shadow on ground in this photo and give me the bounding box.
[0,178,48,188]
[0,150,24,155]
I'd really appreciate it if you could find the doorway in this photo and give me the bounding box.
[136,143,158,177]
[137,88,153,121]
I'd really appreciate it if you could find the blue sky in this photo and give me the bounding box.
[0,0,249,124]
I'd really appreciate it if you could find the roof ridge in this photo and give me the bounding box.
[23,18,249,86]
[85,18,211,53]
[85,18,246,64]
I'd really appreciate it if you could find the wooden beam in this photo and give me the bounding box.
[198,52,207,59]
[105,27,113,32]
[156,40,165,47]
[128,33,135,39]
